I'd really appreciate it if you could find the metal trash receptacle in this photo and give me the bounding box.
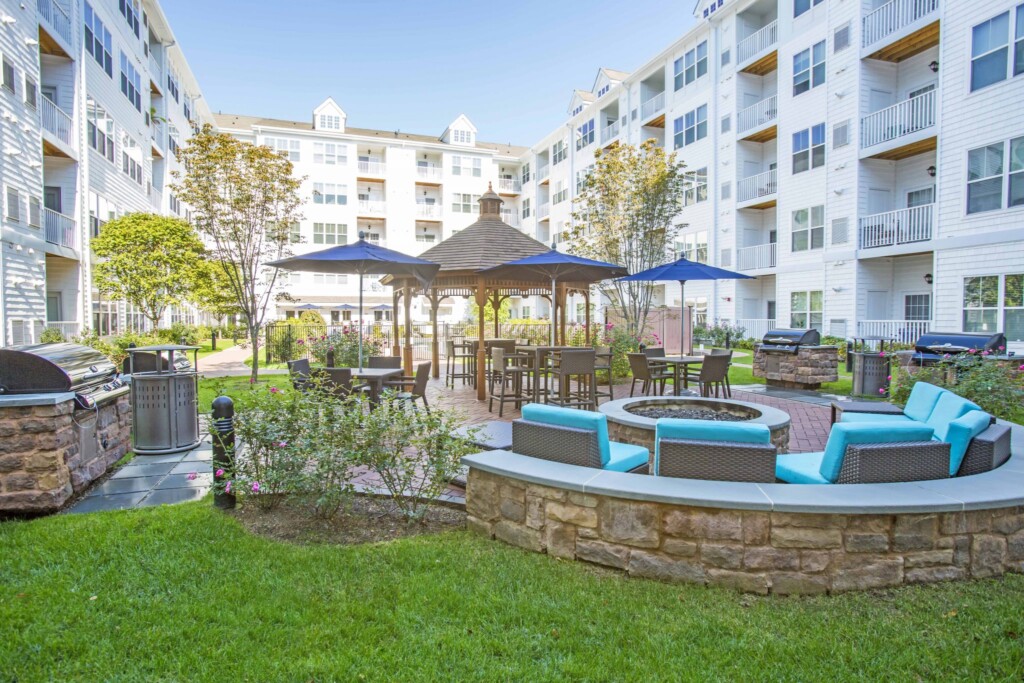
[849,336,894,397]
[128,344,201,455]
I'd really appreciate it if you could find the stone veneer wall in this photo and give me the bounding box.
[466,468,1024,594]
[0,395,131,514]
[752,346,839,389]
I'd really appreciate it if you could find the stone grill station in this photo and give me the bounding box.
[752,329,839,390]
[0,343,131,514]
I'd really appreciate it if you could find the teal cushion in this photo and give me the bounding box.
[903,382,946,422]
[818,423,935,483]
[606,441,649,472]
[839,413,914,424]
[654,418,770,473]
[521,403,610,465]
[776,452,830,484]
[944,410,992,476]
[925,392,981,441]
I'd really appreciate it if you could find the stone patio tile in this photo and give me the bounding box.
[86,476,165,497]
[110,462,178,479]
[156,472,214,489]
[169,461,212,475]
[68,492,148,513]
[181,450,214,463]
[132,453,188,465]
[140,487,210,507]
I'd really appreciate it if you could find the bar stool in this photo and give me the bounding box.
[446,339,473,388]
[488,348,529,417]
[593,346,614,404]
[547,349,597,411]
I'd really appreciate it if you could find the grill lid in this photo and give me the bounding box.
[0,342,116,394]
[761,329,821,346]
[914,331,1006,356]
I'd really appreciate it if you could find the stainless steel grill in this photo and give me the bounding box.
[913,331,1007,365]
[0,342,128,409]
[758,328,821,355]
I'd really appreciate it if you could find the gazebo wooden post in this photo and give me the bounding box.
[402,285,414,375]
[584,288,591,345]
[428,290,441,379]
[474,278,489,400]
[391,289,401,357]
[558,283,568,345]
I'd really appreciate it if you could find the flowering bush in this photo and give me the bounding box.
[890,352,1024,423]
[693,319,745,347]
[305,329,385,367]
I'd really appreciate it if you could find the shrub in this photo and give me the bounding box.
[298,310,327,330]
[693,319,745,347]
[304,328,385,367]
[39,327,65,344]
[890,352,1024,423]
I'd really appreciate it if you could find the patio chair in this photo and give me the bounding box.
[488,348,529,417]
[445,339,474,388]
[654,419,777,482]
[368,355,402,369]
[547,349,597,411]
[286,358,311,392]
[512,403,649,473]
[593,346,613,404]
[324,368,369,399]
[628,353,670,397]
[384,361,431,412]
[693,353,731,398]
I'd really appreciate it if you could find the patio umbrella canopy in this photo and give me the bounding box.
[619,257,753,354]
[480,249,628,345]
[267,238,439,368]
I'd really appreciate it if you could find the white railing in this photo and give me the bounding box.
[737,243,777,271]
[45,321,80,338]
[640,92,665,121]
[357,160,386,175]
[151,120,163,146]
[858,204,934,248]
[537,202,550,220]
[498,178,522,193]
[862,0,939,48]
[415,203,441,219]
[148,52,162,83]
[416,165,441,181]
[735,319,777,342]
[861,90,936,149]
[537,165,550,182]
[737,20,778,64]
[44,208,76,249]
[358,200,386,215]
[737,169,777,203]
[37,0,71,44]
[857,319,931,344]
[602,120,620,143]
[500,210,520,227]
[737,95,777,134]
[41,97,73,146]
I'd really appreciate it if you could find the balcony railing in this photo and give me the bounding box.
[416,165,441,181]
[148,52,162,83]
[358,200,386,215]
[857,319,931,344]
[602,120,620,143]
[45,321,80,338]
[500,210,520,227]
[537,202,550,220]
[862,0,939,48]
[737,243,777,271]
[44,208,76,249]
[737,20,778,64]
[357,160,386,175]
[737,169,777,203]
[415,203,441,219]
[859,204,934,248]
[498,178,521,193]
[737,95,777,134]
[41,97,73,147]
[861,90,936,149]
[37,0,71,44]
[640,92,665,121]
[537,165,550,182]
[734,319,776,342]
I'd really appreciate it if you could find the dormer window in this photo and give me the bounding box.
[319,114,340,130]
[572,105,584,116]
[597,85,610,97]
[451,129,473,145]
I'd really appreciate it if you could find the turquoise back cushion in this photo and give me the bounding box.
[818,423,935,483]
[521,403,610,465]
[655,419,770,469]
[944,410,991,476]
[903,382,946,422]
[925,392,981,441]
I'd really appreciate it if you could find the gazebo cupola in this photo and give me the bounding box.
[478,183,504,218]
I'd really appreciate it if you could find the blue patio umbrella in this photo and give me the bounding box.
[619,257,753,354]
[293,303,320,310]
[370,304,392,311]
[267,237,439,368]
[334,304,358,310]
[479,249,628,345]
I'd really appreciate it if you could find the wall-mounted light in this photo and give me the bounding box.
[924,273,934,284]
[832,286,843,293]
[927,165,936,177]
[24,37,37,46]
[928,61,939,73]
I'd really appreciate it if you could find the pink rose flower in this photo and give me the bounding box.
[999,345,1006,351]
[215,468,225,477]
[249,378,256,384]
[269,386,280,394]
[251,482,260,493]
[969,348,977,354]
[879,388,886,394]
[186,472,197,481]
[277,441,287,448]
[887,375,891,381]
[225,481,232,494]
[878,351,885,357]
[297,339,304,345]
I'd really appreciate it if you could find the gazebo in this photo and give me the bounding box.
[384,185,598,400]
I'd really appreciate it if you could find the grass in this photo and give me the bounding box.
[727,364,856,396]
[1,502,1022,680]
[243,354,288,370]
[196,376,290,413]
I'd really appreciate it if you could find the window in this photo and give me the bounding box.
[522,198,531,219]
[265,137,300,162]
[721,115,731,134]
[721,48,731,67]
[1017,3,1024,77]
[673,104,708,149]
[84,3,113,77]
[166,70,179,102]
[118,0,140,37]
[318,114,341,130]
[792,124,825,174]
[119,52,141,110]
[167,125,180,157]
[313,142,346,165]
[86,98,115,163]
[576,119,595,150]
[794,0,824,18]
[791,205,825,251]
[833,120,850,149]
[552,140,567,165]
[793,40,826,96]
[963,275,1000,332]
[24,77,37,109]
[674,40,708,90]
[121,134,143,185]
[451,155,481,177]
[971,12,1010,91]
[834,23,851,52]
[313,273,347,286]
[553,181,568,205]
[1005,273,1024,340]
[313,222,346,245]
[572,104,584,116]
[967,137,1024,213]
[682,168,708,206]
[169,194,181,215]
[597,84,610,97]
[1,57,14,94]
[6,187,20,222]
[312,182,347,205]
[576,165,593,193]
[521,163,531,184]
[676,230,709,263]
[904,294,932,322]
[28,196,40,228]
[450,193,478,213]
[790,290,823,331]
[451,129,473,144]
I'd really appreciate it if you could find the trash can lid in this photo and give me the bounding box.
[129,344,201,352]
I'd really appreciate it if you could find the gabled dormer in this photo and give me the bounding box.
[591,68,628,100]
[696,0,725,20]
[568,90,595,118]
[313,97,346,132]
[441,114,477,146]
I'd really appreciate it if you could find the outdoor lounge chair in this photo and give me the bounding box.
[286,358,311,392]
[384,361,431,411]
[653,419,777,482]
[512,403,649,473]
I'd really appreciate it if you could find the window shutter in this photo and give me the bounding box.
[833,120,850,149]
[831,217,849,245]
[720,248,732,267]
[834,24,851,53]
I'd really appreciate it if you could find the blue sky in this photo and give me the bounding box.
[162,0,696,146]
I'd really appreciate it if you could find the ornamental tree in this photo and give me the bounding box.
[189,259,246,326]
[90,212,206,330]
[566,139,687,336]
[172,125,303,381]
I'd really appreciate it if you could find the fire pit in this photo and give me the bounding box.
[599,396,791,458]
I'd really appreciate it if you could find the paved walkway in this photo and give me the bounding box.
[198,344,286,377]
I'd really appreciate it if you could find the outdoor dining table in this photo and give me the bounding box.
[657,356,704,395]
[352,367,403,404]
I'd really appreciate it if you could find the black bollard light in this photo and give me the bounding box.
[211,328,217,351]
[326,348,336,367]
[211,395,236,509]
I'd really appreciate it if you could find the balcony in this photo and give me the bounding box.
[734,319,776,342]
[415,203,441,220]
[857,319,931,344]
[150,121,165,157]
[44,208,76,250]
[148,53,162,91]
[416,165,442,183]
[737,95,777,142]
[862,0,939,61]
[37,0,72,47]
[860,90,936,160]
[737,169,777,208]
[40,97,74,156]
[357,160,386,177]
[500,209,520,227]
[497,178,522,194]
[640,92,665,126]
[357,200,386,216]
[737,243,777,271]
[858,204,934,249]
[537,202,550,221]
[737,20,778,75]
[537,165,550,184]
[45,321,80,338]
[602,120,620,145]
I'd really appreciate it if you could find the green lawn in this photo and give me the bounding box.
[727,364,856,396]
[197,376,290,413]
[1,503,1022,680]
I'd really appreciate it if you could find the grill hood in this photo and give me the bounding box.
[0,342,117,394]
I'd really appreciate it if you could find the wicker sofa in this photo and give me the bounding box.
[653,420,777,482]
[511,404,649,473]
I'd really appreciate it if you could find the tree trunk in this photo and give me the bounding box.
[249,324,261,382]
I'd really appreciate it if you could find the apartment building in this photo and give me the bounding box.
[519,0,1024,349]
[215,105,527,323]
[0,0,211,344]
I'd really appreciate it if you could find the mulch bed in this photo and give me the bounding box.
[227,495,466,546]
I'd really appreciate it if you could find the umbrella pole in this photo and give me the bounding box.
[680,280,687,356]
[550,276,557,346]
[358,272,364,370]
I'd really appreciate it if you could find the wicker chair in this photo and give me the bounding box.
[693,353,731,398]
[446,339,474,388]
[593,346,613,404]
[488,348,529,417]
[368,355,402,369]
[628,353,670,397]
[512,403,649,473]
[547,349,597,410]
[324,368,369,399]
[384,361,431,411]
[286,358,312,392]
[654,420,777,482]
[956,422,1012,476]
